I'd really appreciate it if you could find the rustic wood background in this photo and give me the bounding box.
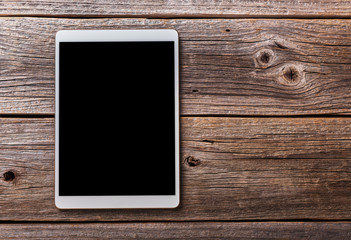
[1,1,351,239]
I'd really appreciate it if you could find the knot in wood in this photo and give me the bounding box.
[3,171,15,181]
[256,49,274,66]
[185,156,201,167]
[283,66,300,83]
[276,64,305,87]
[280,64,306,86]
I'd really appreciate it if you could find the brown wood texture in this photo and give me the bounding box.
[1,0,351,18]
[1,18,351,115]
[0,117,350,221]
[0,222,351,239]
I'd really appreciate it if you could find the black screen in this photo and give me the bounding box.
[59,42,176,196]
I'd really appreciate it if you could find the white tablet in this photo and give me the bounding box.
[55,30,179,209]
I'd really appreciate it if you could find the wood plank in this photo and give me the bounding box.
[1,222,351,239]
[2,18,351,115]
[0,117,351,221]
[1,1,351,18]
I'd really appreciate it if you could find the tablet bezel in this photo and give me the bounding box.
[55,29,179,209]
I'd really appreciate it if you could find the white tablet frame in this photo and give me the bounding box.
[55,30,179,209]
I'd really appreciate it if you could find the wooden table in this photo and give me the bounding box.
[1,1,351,238]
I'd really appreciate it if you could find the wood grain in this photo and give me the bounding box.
[1,0,351,18]
[0,117,351,221]
[0,222,351,239]
[2,18,351,115]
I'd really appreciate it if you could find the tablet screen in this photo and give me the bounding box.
[59,41,176,196]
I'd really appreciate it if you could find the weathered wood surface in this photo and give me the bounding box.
[0,117,350,221]
[0,222,351,239]
[2,18,351,115]
[1,1,351,18]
